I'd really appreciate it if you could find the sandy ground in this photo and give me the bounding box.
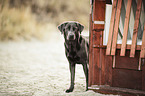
[0,31,118,96]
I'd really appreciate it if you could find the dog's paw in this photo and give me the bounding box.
[85,86,88,91]
[86,88,88,91]
[65,89,72,93]
[65,87,74,93]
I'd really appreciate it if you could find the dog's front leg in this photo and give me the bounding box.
[83,63,88,91]
[66,63,76,93]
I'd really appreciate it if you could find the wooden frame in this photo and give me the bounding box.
[120,0,132,56]
[106,0,117,55]
[89,0,145,95]
[130,0,142,57]
[106,0,144,58]
[111,0,122,55]
[140,24,145,58]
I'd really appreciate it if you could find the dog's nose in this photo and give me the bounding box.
[68,33,75,40]
[69,34,74,39]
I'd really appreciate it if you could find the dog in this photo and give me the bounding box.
[58,21,89,93]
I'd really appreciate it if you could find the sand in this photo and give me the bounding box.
[0,31,118,96]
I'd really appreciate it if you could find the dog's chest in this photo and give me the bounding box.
[67,52,83,64]
[65,43,87,64]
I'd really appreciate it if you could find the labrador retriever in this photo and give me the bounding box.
[58,21,89,93]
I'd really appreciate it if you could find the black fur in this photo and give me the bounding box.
[58,21,89,93]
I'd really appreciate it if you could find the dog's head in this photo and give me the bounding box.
[58,21,84,41]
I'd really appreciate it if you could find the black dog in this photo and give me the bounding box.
[58,21,89,93]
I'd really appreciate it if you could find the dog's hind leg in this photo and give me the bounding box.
[82,63,88,91]
[66,63,76,93]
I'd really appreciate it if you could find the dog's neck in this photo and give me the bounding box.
[64,36,82,52]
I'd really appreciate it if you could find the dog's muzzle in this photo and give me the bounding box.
[67,32,76,40]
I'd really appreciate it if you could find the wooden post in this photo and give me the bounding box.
[89,13,93,86]
[120,0,132,56]
[142,59,145,91]
[91,0,105,85]
[130,0,142,57]
[111,0,122,55]
[106,0,117,55]
[140,24,145,58]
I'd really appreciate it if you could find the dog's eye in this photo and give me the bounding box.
[73,27,75,31]
[73,27,77,31]
[68,26,71,30]
[63,28,65,32]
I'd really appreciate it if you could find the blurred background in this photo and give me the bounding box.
[0,0,105,96]
[0,0,90,41]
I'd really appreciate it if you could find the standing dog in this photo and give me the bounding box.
[58,21,89,93]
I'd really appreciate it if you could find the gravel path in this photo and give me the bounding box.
[0,32,117,96]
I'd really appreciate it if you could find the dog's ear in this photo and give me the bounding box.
[77,23,84,33]
[58,22,68,34]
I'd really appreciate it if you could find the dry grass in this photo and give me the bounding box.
[30,0,90,27]
[0,6,51,41]
[49,0,90,27]
[1,8,39,41]
[0,0,90,41]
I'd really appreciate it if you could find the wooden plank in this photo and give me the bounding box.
[138,58,141,70]
[93,44,142,50]
[99,30,103,85]
[116,50,140,70]
[92,48,100,85]
[111,0,122,55]
[142,59,145,91]
[112,68,142,90]
[120,0,132,56]
[117,44,141,50]
[89,14,93,86]
[106,0,117,55]
[93,0,105,29]
[93,44,141,50]
[100,31,106,85]
[113,56,116,68]
[105,55,113,86]
[92,0,106,85]
[101,49,106,85]
[92,30,103,85]
[140,24,145,58]
[89,85,145,95]
[130,0,142,57]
